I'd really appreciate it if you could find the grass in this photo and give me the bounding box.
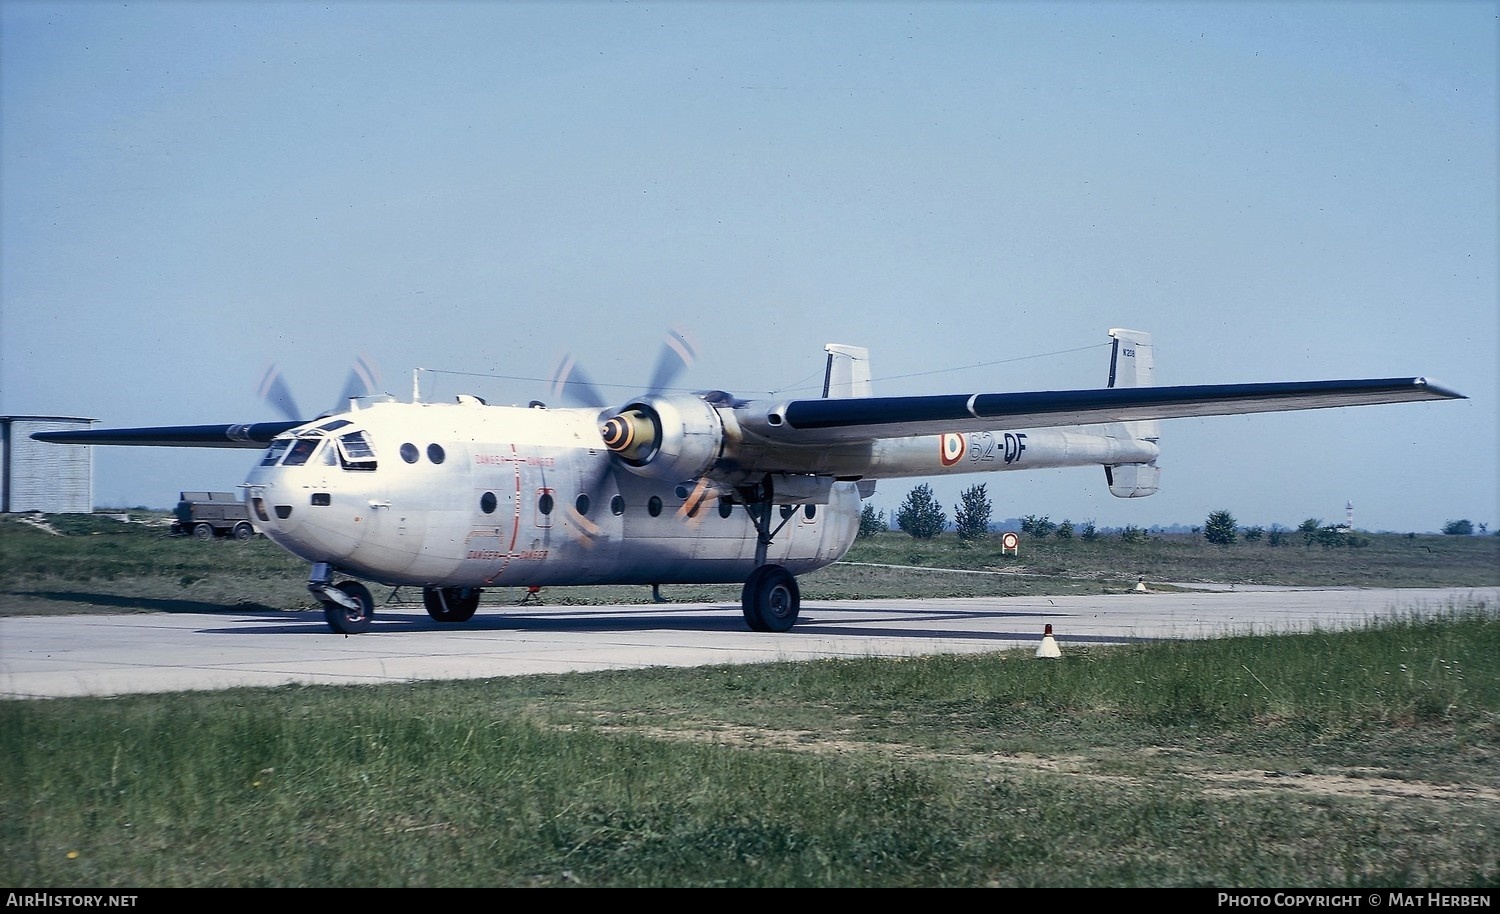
[3,512,1497,616]
[2,606,1496,887]
[2,512,1497,886]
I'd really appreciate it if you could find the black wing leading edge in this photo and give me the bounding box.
[752,377,1464,443]
[30,421,309,448]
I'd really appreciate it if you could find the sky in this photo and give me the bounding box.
[2,0,1496,534]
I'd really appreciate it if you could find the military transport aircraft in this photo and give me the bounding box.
[33,328,1463,635]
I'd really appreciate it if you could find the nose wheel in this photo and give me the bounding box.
[320,580,374,634]
[308,565,375,634]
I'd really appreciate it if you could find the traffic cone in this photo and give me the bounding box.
[1036,623,1061,659]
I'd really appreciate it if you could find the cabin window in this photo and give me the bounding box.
[610,495,625,516]
[647,496,663,517]
[427,443,446,464]
[260,439,291,466]
[575,494,590,516]
[537,491,554,515]
[400,443,419,464]
[780,504,796,519]
[480,492,497,514]
[804,505,817,521]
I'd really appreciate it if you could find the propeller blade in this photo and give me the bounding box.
[257,365,302,422]
[644,326,698,398]
[675,477,720,529]
[550,353,610,408]
[337,353,380,406]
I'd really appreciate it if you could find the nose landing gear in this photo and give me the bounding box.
[308,563,374,634]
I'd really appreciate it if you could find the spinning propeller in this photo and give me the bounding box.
[549,327,699,410]
[548,327,726,533]
[258,355,381,421]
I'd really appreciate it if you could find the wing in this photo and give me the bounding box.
[29,420,308,448]
[740,377,1463,443]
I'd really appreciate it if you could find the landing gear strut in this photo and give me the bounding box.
[738,476,802,632]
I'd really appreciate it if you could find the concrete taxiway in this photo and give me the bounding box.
[3,586,1495,699]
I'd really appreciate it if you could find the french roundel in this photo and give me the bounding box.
[939,433,965,467]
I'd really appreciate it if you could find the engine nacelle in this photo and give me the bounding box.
[601,394,726,481]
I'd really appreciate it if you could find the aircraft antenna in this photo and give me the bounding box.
[413,368,424,404]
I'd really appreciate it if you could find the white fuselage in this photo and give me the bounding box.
[242,399,862,588]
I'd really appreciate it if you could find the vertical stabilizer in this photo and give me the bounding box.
[1105,329,1160,498]
[1107,328,1155,389]
[823,344,872,399]
[824,344,876,497]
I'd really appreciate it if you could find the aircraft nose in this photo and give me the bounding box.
[243,473,366,565]
[245,485,293,535]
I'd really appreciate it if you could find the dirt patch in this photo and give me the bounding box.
[1195,767,1500,803]
[13,515,62,535]
[584,718,1499,806]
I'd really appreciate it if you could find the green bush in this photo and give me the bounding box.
[1204,510,1238,546]
[953,484,992,541]
[895,484,946,539]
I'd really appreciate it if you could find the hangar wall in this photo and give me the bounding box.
[1,416,96,513]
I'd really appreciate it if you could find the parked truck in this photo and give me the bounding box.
[171,491,257,540]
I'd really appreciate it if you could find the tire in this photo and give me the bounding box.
[741,564,800,633]
[324,581,374,634]
[741,567,771,632]
[232,523,255,541]
[423,586,480,623]
[193,523,216,541]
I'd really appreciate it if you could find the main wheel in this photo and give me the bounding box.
[324,581,374,634]
[423,586,480,623]
[741,564,800,633]
[232,522,255,541]
[741,567,772,632]
[193,523,216,540]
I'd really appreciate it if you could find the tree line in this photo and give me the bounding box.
[857,483,1492,544]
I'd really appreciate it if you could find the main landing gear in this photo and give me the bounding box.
[423,586,480,623]
[741,564,800,632]
[737,477,803,633]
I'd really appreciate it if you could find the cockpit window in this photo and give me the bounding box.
[337,431,378,471]
[318,419,353,432]
[260,439,291,466]
[282,437,323,467]
[264,428,377,471]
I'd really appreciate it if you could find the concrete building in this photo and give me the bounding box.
[1,416,97,513]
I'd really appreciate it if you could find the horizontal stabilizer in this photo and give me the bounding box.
[1106,463,1159,498]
